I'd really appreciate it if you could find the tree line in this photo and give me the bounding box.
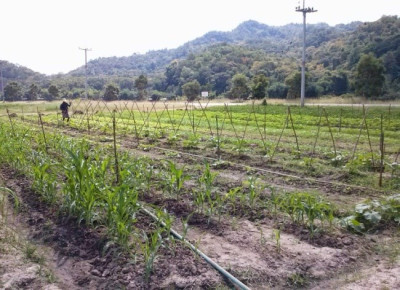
[0,16,398,101]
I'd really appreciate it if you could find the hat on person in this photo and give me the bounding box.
[63,98,67,102]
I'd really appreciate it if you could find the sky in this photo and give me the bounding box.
[1,0,399,75]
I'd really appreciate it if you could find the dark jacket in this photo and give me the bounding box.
[60,101,70,111]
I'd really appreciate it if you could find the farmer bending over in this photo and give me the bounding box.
[60,98,72,122]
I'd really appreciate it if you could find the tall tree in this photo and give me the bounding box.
[134,74,148,100]
[47,84,60,101]
[4,82,22,101]
[355,53,385,98]
[25,83,40,100]
[229,73,250,100]
[103,84,119,101]
[182,80,200,101]
[285,72,302,99]
[251,74,269,99]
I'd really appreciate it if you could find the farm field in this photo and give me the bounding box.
[1,99,399,289]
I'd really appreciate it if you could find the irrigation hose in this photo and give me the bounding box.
[139,206,250,290]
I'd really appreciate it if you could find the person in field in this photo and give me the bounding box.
[60,98,72,122]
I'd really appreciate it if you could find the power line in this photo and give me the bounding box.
[79,47,92,99]
[296,1,317,107]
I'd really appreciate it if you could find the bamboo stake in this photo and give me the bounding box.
[131,107,139,143]
[270,111,289,162]
[288,106,300,156]
[323,108,337,158]
[215,115,221,159]
[252,101,267,151]
[113,111,120,185]
[351,106,367,160]
[225,104,240,141]
[197,100,213,137]
[363,109,375,167]
[379,114,384,187]
[236,108,251,155]
[164,103,176,133]
[6,109,16,136]
[312,111,323,155]
[37,110,48,153]
[190,103,195,134]
[86,109,90,135]
[176,102,189,133]
[392,149,400,178]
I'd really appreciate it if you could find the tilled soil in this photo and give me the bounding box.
[0,167,226,289]
[1,121,399,289]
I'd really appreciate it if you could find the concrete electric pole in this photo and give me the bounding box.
[296,1,317,107]
[79,47,92,99]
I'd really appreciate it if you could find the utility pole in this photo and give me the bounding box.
[79,47,92,99]
[296,1,317,107]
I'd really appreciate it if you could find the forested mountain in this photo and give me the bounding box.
[1,16,399,100]
[0,60,45,83]
[69,20,361,77]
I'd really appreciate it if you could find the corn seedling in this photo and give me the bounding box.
[273,228,281,254]
[140,229,163,283]
[279,192,335,237]
[0,187,19,224]
[31,152,58,205]
[181,212,193,240]
[62,147,108,226]
[104,184,139,248]
[245,176,262,208]
[163,160,189,198]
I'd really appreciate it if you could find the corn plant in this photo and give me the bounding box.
[0,187,19,224]
[199,162,218,193]
[154,208,177,254]
[278,192,335,237]
[62,147,109,225]
[181,212,193,240]
[162,160,189,198]
[103,184,139,248]
[120,156,156,194]
[273,228,281,254]
[224,187,241,215]
[195,162,218,214]
[140,228,163,283]
[268,188,280,219]
[31,151,58,205]
[244,176,262,208]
